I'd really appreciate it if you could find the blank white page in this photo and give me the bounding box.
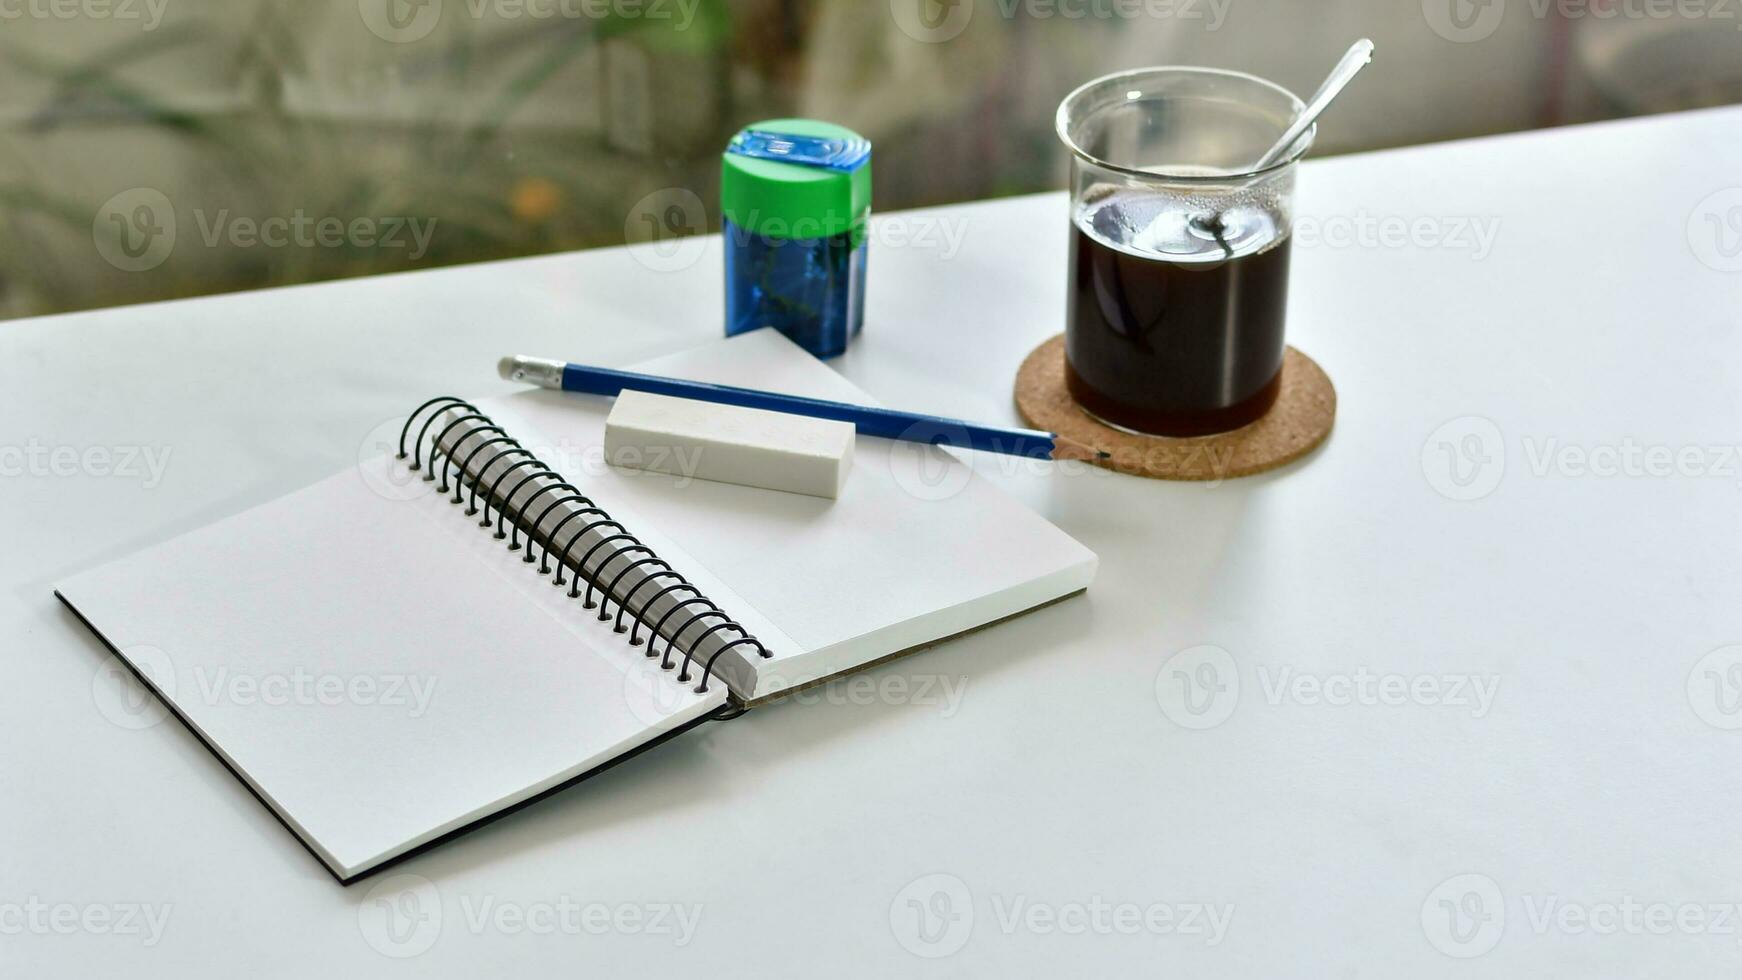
[58,458,724,882]
[501,330,1100,700]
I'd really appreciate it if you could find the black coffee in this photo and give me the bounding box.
[1065,188,1290,437]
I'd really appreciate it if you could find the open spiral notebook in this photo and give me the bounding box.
[57,330,1097,884]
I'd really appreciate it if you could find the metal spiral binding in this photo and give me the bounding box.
[397,399,773,694]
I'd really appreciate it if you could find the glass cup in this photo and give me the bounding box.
[1057,68,1311,438]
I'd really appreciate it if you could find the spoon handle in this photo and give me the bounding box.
[1254,38,1375,172]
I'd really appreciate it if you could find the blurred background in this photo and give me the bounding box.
[3,0,1740,320]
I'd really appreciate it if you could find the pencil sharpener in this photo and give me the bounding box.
[721,119,871,359]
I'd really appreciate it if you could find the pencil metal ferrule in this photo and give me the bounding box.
[499,356,567,390]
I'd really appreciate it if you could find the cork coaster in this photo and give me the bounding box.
[1015,335,1336,482]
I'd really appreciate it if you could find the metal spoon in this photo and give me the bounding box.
[1252,39,1375,172]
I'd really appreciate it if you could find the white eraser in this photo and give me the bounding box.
[604,390,855,499]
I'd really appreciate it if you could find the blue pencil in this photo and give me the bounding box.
[498,355,1109,463]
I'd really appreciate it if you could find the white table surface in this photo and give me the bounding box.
[6,105,1742,978]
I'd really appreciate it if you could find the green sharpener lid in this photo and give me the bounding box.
[721,119,871,240]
